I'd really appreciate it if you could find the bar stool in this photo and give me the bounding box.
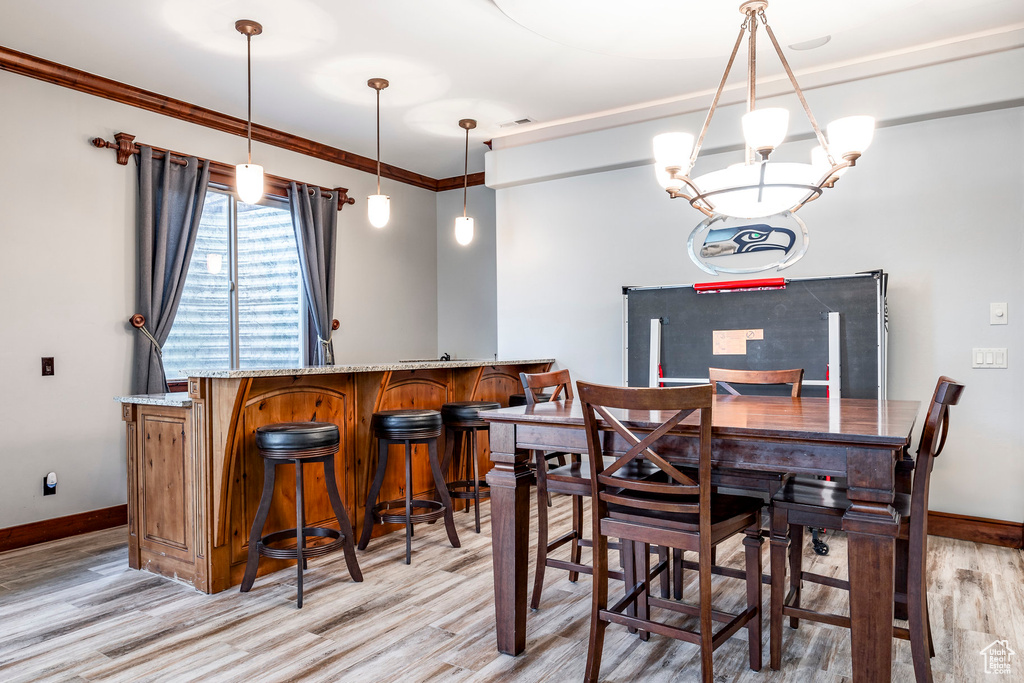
[240,422,363,608]
[440,401,500,533]
[358,409,461,564]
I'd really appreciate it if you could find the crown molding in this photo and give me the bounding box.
[0,45,485,193]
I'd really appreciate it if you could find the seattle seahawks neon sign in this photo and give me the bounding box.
[687,211,808,275]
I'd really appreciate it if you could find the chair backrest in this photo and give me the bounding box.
[576,381,713,525]
[910,376,964,540]
[708,367,804,398]
[520,369,574,405]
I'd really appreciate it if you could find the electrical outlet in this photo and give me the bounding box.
[41,357,54,376]
[43,471,57,496]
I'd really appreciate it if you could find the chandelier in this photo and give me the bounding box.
[654,0,875,219]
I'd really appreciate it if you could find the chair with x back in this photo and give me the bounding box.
[577,381,764,683]
[768,376,964,681]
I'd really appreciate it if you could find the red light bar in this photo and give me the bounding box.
[694,277,786,293]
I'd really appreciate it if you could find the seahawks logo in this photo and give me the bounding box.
[688,212,808,275]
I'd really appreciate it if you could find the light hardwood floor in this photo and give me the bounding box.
[1,497,1021,682]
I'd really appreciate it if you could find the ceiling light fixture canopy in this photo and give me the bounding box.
[367,77,390,228]
[234,19,264,205]
[455,118,477,246]
[654,1,874,219]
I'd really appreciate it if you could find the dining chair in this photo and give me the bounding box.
[578,381,764,683]
[769,376,964,682]
[672,367,805,599]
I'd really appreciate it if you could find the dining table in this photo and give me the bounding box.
[481,393,921,683]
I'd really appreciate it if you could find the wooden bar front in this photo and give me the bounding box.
[120,361,551,593]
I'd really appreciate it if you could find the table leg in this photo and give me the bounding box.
[843,447,900,683]
[486,422,534,655]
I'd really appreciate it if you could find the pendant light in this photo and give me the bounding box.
[653,0,875,219]
[367,78,390,228]
[455,119,477,246]
[234,20,264,205]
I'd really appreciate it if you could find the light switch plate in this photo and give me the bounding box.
[972,347,1007,368]
[990,303,1007,325]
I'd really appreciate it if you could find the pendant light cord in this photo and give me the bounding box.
[246,34,252,165]
[376,88,381,195]
[462,127,469,218]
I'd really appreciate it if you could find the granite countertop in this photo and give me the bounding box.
[115,392,193,407]
[179,358,555,379]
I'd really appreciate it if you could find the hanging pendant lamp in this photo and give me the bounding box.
[234,20,264,205]
[367,78,390,228]
[653,0,874,219]
[455,119,477,246]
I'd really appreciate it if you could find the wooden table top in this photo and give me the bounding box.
[481,395,921,448]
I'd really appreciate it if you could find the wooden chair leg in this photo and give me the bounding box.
[657,546,669,599]
[672,548,683,600]
[358,439,388,550]
[241,458,276,592]
[428,437,461,549]
[744,524,763,671]
[531,461,550,611]
[569,494,583,582]
[634,540,650,642]
[788,524,804,629]
[322,454,363,582]
[622,539,637,634]
[698,538,714,683]
[404,440,413,565]
[295,459,306,607]
[769,506,789,670]
[584,532,609,683]
[471,429,482,533]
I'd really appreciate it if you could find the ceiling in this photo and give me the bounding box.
[0,0,1021,179]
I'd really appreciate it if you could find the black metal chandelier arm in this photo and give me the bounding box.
[689,22,749,170]
[760,13,832,161]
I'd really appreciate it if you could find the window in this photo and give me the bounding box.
[162,189,304,380]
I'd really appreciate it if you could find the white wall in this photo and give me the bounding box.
[492,106,1024,524]
[0,71,440,527]
[436,185,498,360]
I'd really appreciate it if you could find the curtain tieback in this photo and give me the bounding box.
[130,314,162,358]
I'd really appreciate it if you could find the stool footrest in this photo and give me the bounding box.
[374,499,447,525]
[257,527,346,560]
[447,480,491,500]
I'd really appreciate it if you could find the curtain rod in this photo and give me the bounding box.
[91,132,355,211]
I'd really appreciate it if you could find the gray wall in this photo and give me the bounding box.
[492,106,1024,524]
[436,184,498,360]
[0,71,440,527]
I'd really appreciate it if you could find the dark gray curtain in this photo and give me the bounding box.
[289,183,338,365]
[131,146,210,394]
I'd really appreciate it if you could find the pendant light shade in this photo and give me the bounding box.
[826,116,876,160]
[368,78,390,228]
[455,118,477,246]
[455,216,474,246]
[234,20,264,205]
[367,194,390,229]
[235,163,264,204]
[741,108,789,155]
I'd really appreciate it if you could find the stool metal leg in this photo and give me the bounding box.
[322,454,363,582]
[471,428,481,533]
[359,438,389,550]
[295,459,305,608]
[241,458,276,593]
[405,439,413,564]
[428,437,461,549]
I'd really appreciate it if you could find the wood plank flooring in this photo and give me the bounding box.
[1,496,1021,682]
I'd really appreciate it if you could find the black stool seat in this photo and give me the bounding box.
[371,409,442,439]
[441,401,501,426]
[255,422,339,451]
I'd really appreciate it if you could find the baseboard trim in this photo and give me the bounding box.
[928,510,1023,549]
[0,505,127,553]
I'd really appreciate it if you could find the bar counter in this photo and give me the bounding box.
[115,358,552,593]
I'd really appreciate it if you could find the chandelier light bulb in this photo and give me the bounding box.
[367,194,390,228]
[742,108,790,155]
[826,116,876,159]
[653,132,695,173]
[455,216,474,246]
[235,163,264,204]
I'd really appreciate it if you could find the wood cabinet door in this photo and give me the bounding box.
[137,408,195,568]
